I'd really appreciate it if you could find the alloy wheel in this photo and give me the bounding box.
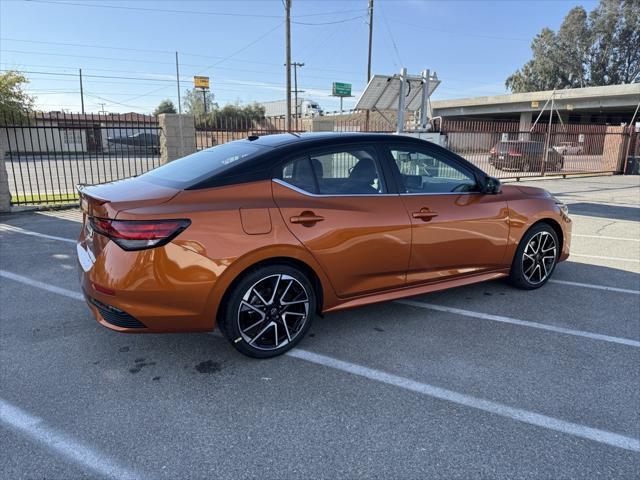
[522,231,557,285]
[237,274,310,351]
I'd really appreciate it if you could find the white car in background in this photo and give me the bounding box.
[553,142,584,155]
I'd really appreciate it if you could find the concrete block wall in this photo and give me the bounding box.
[158,114,197,164]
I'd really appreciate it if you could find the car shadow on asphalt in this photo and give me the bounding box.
[560,202,640,221]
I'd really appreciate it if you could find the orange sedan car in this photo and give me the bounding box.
[77,133,571,358]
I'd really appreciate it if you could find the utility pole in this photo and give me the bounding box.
[79,68,85,114]
[292,62,305,131]
[396,67,407,134]
[98,103,107,115]
[175,51,182,114]
[285,0,292,131]
[365,0,374,131]
[175,51,184,157]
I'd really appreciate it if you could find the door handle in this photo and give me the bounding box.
[290,212,324,225]
[412,210,438,221]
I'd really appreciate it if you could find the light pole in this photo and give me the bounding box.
[284,0,292,131]
[292,62,305,130]
[365,0,374,131]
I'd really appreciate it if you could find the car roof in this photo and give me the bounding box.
[188,132,486,190]
[240,132,410,148]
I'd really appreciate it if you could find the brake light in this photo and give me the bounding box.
[90,218,190,251]
[507,149,522,157]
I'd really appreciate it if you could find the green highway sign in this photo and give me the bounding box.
[332,82,352,97]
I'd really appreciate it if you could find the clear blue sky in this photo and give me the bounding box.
[0,0,599,114]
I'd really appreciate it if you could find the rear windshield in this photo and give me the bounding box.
[141,141,263,188]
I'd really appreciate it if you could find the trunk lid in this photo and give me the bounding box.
[78,176,180,219]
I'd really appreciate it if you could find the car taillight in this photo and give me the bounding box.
[507,149,522,157]
[90,218,190,251]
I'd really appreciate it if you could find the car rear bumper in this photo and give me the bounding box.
[489,155,530,169]
[77,238,221,333]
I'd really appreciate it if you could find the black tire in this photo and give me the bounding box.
[219,264,316,358]
[509,223,559,290]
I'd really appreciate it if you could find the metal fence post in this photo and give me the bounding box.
[0,136,11,212]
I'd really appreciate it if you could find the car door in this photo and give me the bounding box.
[382,142,509,285]
[272,144,411,298]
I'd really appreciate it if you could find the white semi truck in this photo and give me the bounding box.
[259,99,323,118]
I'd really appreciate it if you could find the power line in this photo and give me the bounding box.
[3,65,508,90]
[292,14,366,26]
[1,37,364,75]
[24,0,365,19]
[380,4,402,67]
[0,69,176,83]
[1,49,188,67]
[24,0,278,18]
[1,60,355,84]
[386,18,529,42]
[2,69,336,91]
[194,22,283,74]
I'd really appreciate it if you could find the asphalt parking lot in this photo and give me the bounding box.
[1,174,639,479]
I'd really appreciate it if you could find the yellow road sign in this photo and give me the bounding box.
[194,76,210,89]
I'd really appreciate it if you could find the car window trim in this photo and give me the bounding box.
[381,142,484,195]
[272,142,394,197]
[272,178,399,198]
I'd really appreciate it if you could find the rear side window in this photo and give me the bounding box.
[142,141,262,188]
[280,156,319,193]
[277,147,386,195]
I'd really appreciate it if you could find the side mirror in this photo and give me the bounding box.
[484,176,502,194]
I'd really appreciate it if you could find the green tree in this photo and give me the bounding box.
[506,0,640,92]
[183,89,217,125]
[153,99,177,115]
[0,71,34,120]
[211,102,265,127]
[184,89,265,128]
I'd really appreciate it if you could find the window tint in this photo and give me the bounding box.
[280,156,319,193]
[278,147,386,195]
[390,147,478,194]
[142,141,262,188]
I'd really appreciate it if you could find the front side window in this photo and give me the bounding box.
[390,147,478,194]
[278,147,386,195]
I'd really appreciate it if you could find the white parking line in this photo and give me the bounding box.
[549,279,640,295]
[571,253,640,263]
[0,223,76,244]
[0,399,144,480]
[289,349,640,453]
[0,270,84,301]
[573,234,640,242]
[396,299,640,348]
[2,269,639,454]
